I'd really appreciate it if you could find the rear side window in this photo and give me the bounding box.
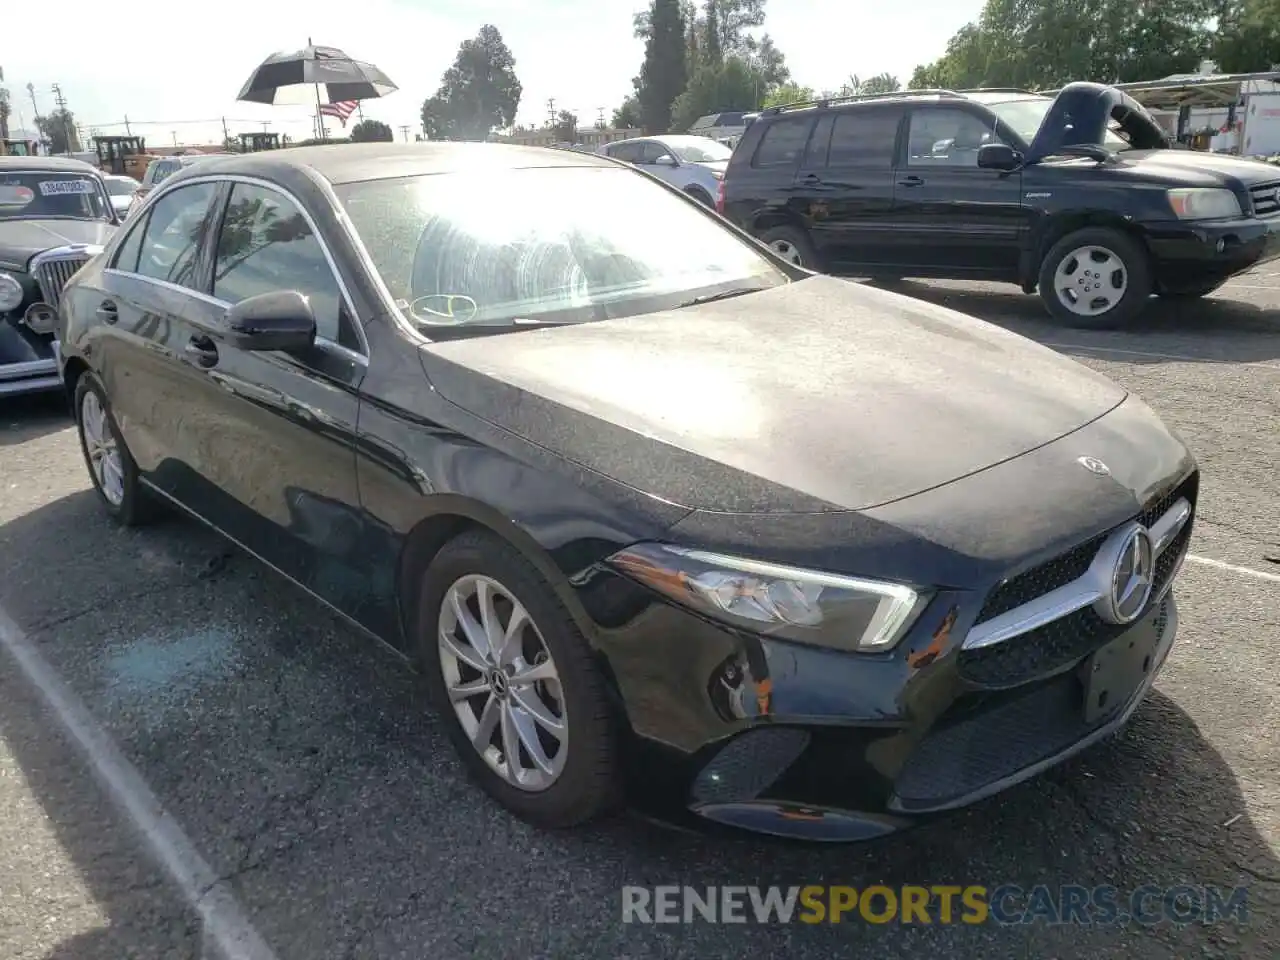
[828,108,903,167]
[752,117,814,168]
[803,115,835,168]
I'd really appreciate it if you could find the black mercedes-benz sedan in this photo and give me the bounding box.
[57,143,1197,841]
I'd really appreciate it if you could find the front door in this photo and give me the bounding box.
[890,105,1026,279]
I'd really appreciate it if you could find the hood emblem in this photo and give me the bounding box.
[1077,456,1111,476]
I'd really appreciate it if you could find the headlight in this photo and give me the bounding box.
[1167,188,1241,220]
[607,543,931,652]
[0,272,22,312]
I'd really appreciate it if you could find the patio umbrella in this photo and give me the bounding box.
[236,41,397,106]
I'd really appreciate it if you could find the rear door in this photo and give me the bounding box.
[890,105,1026,278]
[726,114,815,236]
[799,105,906,268]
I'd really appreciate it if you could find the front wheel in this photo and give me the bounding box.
[1037,227,1152,329]
[417,529,621,829]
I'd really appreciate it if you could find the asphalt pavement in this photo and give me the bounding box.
[1,272,1278,959]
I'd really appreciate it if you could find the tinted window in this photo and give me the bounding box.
[803,115,834,168]
[906,108,999,167]
[752,117,814,168]
[112,215,146,272]
[136,182,217,287]
[335,166,787,339]
[608,142,642,163]
[213,183,342,342]
[828,109,903,167]
[640,142,673,163]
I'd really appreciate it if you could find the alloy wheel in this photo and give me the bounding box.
[1053,244,1128,317]
[769,239,804,266]
[81,390,125,506]
[437,574,568,792]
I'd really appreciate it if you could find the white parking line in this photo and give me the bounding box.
[1043,342,1280,371]
[1185,554,1280,584]
[1221,282,1280,290]
[0,607,278,960]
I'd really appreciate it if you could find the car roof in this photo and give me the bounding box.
[0,155,101,174]
[179,142,617,186]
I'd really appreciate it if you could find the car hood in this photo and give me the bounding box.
[420,276,1128,515]
[0,219,116,270]
[1109,148,1280,187]
[691,159,728,175]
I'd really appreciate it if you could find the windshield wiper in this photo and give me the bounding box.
[677,287,765,309]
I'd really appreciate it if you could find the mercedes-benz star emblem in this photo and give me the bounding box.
[1104,527,1155,624]
[1077,456,1111,476]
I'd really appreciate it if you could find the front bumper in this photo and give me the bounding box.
[1144,215,1280,288]
[0,340,61,397]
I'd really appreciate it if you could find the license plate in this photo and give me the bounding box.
[1082,627,1160,724]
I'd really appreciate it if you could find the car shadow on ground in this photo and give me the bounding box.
[1,392,72,448]
[0,493,1275,959]
[877,280,1280,366]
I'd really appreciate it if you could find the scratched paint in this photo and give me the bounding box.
[100,625,244,725]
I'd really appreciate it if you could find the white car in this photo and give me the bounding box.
[600,135,733,207]
[102,174,140,220]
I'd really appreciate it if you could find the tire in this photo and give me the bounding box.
[1037,227,1152,330]
[759,224,820,270]
[685,186,713,207]
[73,372,160,526]
[1158,279,1225,299]
[417,529,621,829]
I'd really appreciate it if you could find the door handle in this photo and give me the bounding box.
[800,173,822,184]
[95,300,118,324]
[184,334,219,368]
[899,175,925,187]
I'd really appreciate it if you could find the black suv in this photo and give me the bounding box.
[719,81,1280,328]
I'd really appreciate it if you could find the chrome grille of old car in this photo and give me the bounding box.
[1249,181,1280,217]
[31,244,100,312]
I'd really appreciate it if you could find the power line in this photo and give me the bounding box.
[87,117,294,128]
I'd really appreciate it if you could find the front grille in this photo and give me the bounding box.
[960,473,1196,688]
[1249,181,1280,217]
[34,255,90,311]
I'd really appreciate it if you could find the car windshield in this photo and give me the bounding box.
[0,171,113,221]
[336,165,787,337]
[105,178,138,196]
[667,139,733,163]
[986,97,1131,149]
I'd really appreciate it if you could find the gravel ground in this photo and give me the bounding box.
[0,272,1276,959]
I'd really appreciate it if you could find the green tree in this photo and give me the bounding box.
[35,109,79,153]
[350,118,394,142]
[703,0,723,65]
[762,82,814,107]
[552,110,579,142]
[672,55,763,130]
[613,95,642,129]
[637,0,688,133]
[749,34,790,87]
[860,73,901,95]
[1216,0,1280,71]
[419,24,522,140]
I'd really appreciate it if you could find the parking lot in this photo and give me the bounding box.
[1,273,1278,960]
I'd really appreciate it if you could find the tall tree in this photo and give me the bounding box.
[703,0,723,65]
[419,25,522,140]
[613,96,642,129]
[1216,0,1280,72]
[637,0,688,133]
[551,110,579,142]
[35,109,79,153]
[672,56,764,130]
[762,82,815,108]
[860,73,901,95]
[350,118,395,142]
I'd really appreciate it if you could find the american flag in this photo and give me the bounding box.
[319,100,359,127]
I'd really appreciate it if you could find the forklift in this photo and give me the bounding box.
[236,131,281,153]
[92,135,149,178]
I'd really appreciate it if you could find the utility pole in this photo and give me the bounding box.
[596,106,606,130]
[221,116,230,146]
[123,114,131,135]
[546,98,556,126]
[399,124,410,142]
[50,82,75,152]
[171,130,178,148]
[26,82,41,144]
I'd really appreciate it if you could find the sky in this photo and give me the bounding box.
[3,0,983,149]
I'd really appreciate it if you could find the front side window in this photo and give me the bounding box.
[135,182,218,287]
[0,171,113,221]
[213,183,342,342]
[667,139,733,163]
[906,108,1002,167]
[336,165,789,339]
[639,142,675,164]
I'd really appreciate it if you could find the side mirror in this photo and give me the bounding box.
[977,143,1021,171]
[654,155,678,167]
[226,290,317,352]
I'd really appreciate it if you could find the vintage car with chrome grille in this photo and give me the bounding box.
[0,156,117,397]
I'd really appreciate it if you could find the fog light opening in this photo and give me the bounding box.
[23,302,57,336]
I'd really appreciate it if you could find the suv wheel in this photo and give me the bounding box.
[417,529,621,828]
[759,225,819,270]
[1037,227,1152,329]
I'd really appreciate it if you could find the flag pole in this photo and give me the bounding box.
[309,36,326,140]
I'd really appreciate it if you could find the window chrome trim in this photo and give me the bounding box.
[961,497,1192,652]
[120,172,370,358]
[101,268,369,367]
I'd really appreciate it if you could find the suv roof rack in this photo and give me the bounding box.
[955,87,1040,95]
[760,89,966,116]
